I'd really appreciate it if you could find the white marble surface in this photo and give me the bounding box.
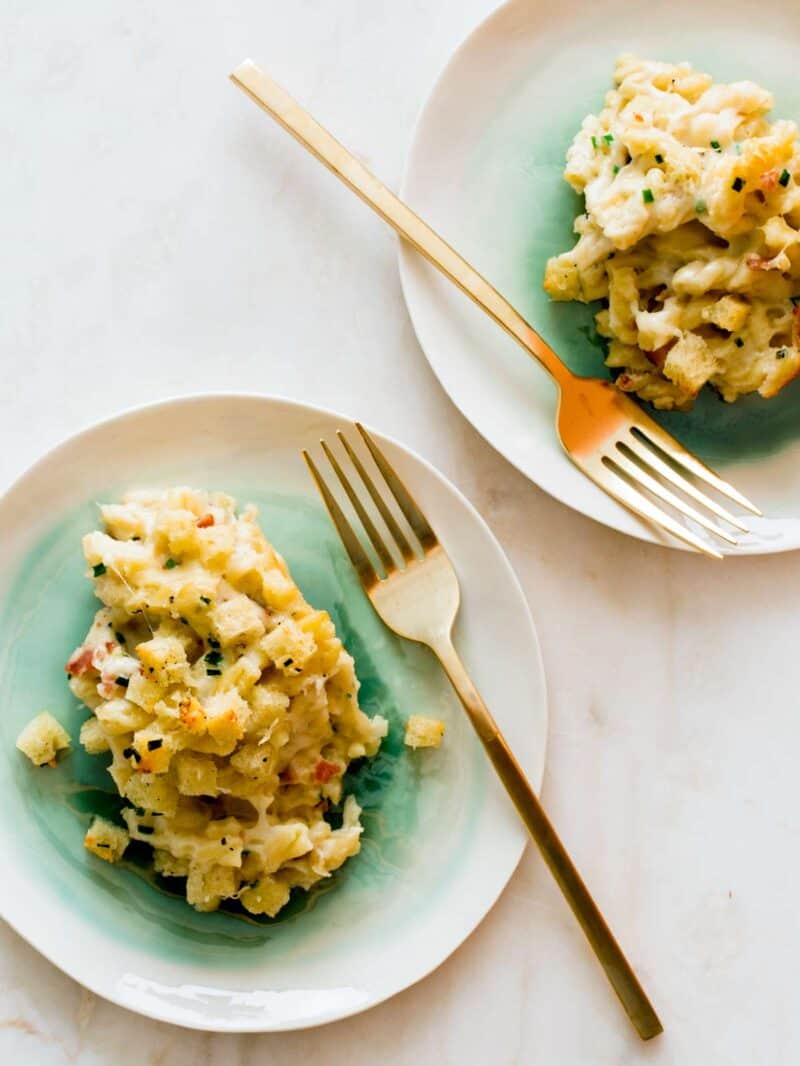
[1,1,798,1062]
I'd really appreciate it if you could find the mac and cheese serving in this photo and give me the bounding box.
[67,488,387,915]
[544,56,800,409]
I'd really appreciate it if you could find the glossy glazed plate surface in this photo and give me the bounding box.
[400,0,800,553]
[0,394,546,1031]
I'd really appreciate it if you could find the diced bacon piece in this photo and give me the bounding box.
[65,647,94,676]
[760,169,780,191]
[196,514,215,529]
[314,758,340,784]
[746,253,776,271]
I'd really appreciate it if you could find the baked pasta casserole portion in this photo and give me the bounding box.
[544,55,800,410]
[67,488,387,916]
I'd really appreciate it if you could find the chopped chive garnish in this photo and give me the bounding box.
[205,650,223,666]
[603,133,614,145]
[164,558,178,570]
[208,637,220,649]
[115,676,129,687]
[123,746,141,763]
[777,347,788,359]
[695,198,707,214]
[206,668,222,676]
[591,135,598,149]
[779,168,791,187]
[731,177,745,192]
[147,738,163,751]
[200,596,211,605]
[613,164,620,174]
[95,842,110,848]
[710,140,722,151]
[115,631,126,644]
[791,296,800,306]
[138,825,155,835]
[92,563,106,577]
[655,153,664,163]
[734,142,742,155]
[642,188,655,203]
[735,337,744,348]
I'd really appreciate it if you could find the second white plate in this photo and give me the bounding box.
[400,0,800,554]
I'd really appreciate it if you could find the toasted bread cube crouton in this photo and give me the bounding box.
[84,817,129,863]
[404,715,445,749]
[136,636,188,685]
[79,716,110,755]
[663,333,718,395]
[261,619,315,674]
[16,712,71,766]
[153,849,190,878]
[125,672,164,714]
[124,772,179,816]
[239,876,292,917]
[95,697,152,736]
[210,594,266,646]
[174,751,219,796]
[186,863,237,911]
[131,727,174,773]
[204,690,250,750]
[701,295,750,333]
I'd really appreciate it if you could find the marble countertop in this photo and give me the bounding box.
[2,1,797,1062]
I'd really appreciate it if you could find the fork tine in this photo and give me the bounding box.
[337,431,416,563]
[355,423,438,550]
[302,450,379,589]
[587,459,724,558]
[620,437,749,533]
[609,450,738,545]
[632,421,762,516]
[320,439,396,575]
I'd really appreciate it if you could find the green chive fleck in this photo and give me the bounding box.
[164,558,178,570]
[116,676,129,687]
[591,135,599,149]
[791,296,800,307]
[710,140,722,152]
[603,133,614,145]
[115,631,126,644]
[200,596,211,605]
[92,563,106,577]
[732,177,745,192]
[208,637,220,649]
[735,337,744,348]
[734,142,742,155]
[206,668,222,677]
[655,153,664,164]
[205,650,223,666]
[777,347,788,359]
[613,164,620,174]
[642,188,655,204]
[695,198,707,214]
[780,168,791,188]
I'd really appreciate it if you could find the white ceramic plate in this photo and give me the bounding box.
[400,0,800,554]
[0,394,546,1032]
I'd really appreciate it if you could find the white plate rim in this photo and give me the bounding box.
[0,390,548,1032]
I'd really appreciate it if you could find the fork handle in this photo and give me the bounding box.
[432,637,662,1041]
[230,60,574,389]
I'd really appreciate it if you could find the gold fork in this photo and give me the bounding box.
[303,423,663,1041]
[231,59,761,560]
